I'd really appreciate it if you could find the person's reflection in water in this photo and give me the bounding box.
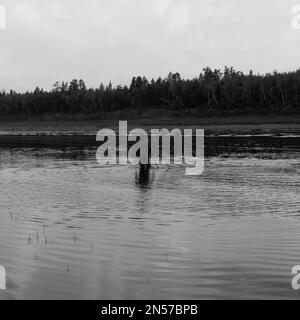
[135,162,152,189]
[135,162,155,217]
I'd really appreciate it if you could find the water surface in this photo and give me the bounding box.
[0,138,300,300]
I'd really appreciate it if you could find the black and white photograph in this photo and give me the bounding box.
[0,0,300,305]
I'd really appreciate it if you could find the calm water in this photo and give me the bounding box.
[0,137,300,300]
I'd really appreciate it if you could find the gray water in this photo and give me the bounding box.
[0,140,300,300]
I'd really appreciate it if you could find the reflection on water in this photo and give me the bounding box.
[0,138,300,300]
[136,164,154,189]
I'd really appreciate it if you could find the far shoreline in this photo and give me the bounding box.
[0,115,299,149]
[0,115,299,134]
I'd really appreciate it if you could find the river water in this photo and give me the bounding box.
[0,134,300,300]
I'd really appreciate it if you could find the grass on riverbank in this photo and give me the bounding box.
[0,115,299,135]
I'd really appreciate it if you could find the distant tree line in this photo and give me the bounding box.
[0,67,299,118]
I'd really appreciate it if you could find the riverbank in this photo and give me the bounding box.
[0,116,299,136]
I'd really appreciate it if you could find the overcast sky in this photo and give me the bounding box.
[0,0,299,92]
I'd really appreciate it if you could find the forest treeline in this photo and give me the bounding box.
[1,67,300,119]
